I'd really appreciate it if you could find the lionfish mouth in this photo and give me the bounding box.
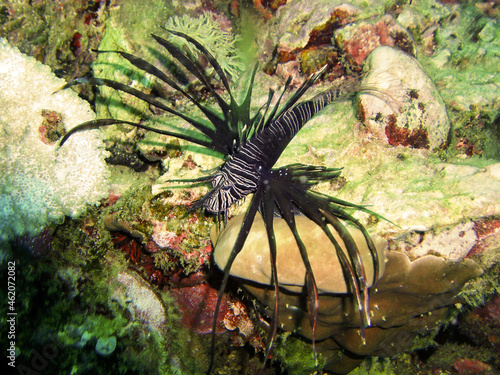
[57,29,391,373]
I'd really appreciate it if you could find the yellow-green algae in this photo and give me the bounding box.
[277,98,500,236]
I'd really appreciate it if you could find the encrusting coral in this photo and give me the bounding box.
[213,213,483,374]
[0,38,110,241]
[213,213,387,294]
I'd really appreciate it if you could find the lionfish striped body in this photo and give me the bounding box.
[59,30,384,373]
[200,88,343,216]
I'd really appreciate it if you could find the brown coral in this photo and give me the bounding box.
[213,214,483,374]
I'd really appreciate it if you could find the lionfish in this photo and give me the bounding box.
[59,30,384,372]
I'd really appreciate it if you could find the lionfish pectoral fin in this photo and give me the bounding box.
[305,270,319,356]
[258,188,280,373]
[272,189,320,354]
[207,189,262,374]
[57,118,122,147]
[52,77,94,94]
[271,171,375,341]
[57,116,216,150]
[292,195,372,333]
[56,74,228,151]
[321,212,371,331]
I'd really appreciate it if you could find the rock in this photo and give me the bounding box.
[169,282,230,334]
[270,1,358,51]
[459,294,500,354]
[415,2,500,111]
[406,221,477,261]
[95,336,117,356]
[358,46,451,150]
[114,270,166,333]
[453,358,496,375]
[334,14,415,66]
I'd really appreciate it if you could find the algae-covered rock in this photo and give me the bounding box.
[359,46,450,150]
[268,0,382,51]
[334,14,415,66]
[0,0,107,84]
[278,95,500,239]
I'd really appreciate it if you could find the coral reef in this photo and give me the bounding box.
[0,0,109,88]
[0,39,110,241]
[263,0,416,79]
[213,213,483,373]
[2,0,498,374]
[102,187,213,279]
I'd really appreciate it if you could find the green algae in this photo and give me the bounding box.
[447,104,500,160]
[272,333,325,374]
[0,243,164,374]
[414,1,500,164]
[0,0,110,108]
[51,206,113,263]
[459,246,500,309]
[101,184,156,240]
[414,3,500,126]
[0,208,216,375]
[424,343,494,373]
[93,22,153,123]
[349,357,396,375]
